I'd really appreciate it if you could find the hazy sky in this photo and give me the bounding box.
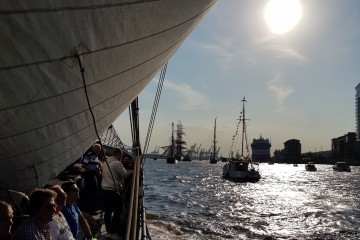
[114,0,360,157]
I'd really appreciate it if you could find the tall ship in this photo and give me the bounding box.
[162,122,177,164]
[175,120,187,161]
[0,1,217,238]
[223,97,261,182]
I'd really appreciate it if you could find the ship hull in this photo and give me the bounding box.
[0,0,217,192]
[223,162,261,182]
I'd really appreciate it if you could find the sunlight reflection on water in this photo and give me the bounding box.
[144,160,360,239]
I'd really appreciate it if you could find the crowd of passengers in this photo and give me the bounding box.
[0,144,134,240]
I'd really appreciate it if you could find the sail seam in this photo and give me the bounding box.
[0,57,165,140]
[0,0,158,15]
[0,2,215,72]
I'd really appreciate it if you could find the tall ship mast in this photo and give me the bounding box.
[175,120,187,161]
[210,117,218,164]
[163,122,177,164]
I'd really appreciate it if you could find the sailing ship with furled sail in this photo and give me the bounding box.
[0,0,218,238]
[174,120,187,161]
[162,122,177,164]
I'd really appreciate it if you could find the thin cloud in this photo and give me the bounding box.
[164,81,210,110]
[200,43,236,63]
[267,73,294,110]
[270,45,307,62]
[198,41,257,72]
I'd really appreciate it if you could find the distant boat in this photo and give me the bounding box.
[162,122,177,164]
[223,97,261,182]
[146,146,162,160]
[305,162,317,171]
[268,161,274,165]
[175,121,187,161]
[332,162,351,172]
[293,164,298,167]
[183,154,191,161]
[220,157,228,162]
[186,143,198,160]
[210,117,218,164]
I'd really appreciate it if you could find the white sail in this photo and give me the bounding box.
[0,0,217,192]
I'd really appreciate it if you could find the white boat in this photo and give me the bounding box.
[223,97,261,182]
[332,162,351,172]
[0,0,217,193]
[145,146,163,160]
[305,162,317,171]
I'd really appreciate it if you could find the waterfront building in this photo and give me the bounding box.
[356,83,360,141]
[251,135,271,162]
[331,132,357,163]
[283,139,302,163]
[355,83,360,161]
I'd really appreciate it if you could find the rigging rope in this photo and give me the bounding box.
[142,63,168,165]
[77,55,120,194]
[229,111,242,158]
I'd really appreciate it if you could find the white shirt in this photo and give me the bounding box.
[49,212,75,240]
[101,156,127,192]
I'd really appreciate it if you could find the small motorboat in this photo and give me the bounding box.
[332,162,351,172]
[305,162,317,171]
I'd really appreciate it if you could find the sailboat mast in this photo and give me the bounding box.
[241,97,247,156]
[213,117,217,158]
[171,122,174,157]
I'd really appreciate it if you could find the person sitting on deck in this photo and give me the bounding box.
[47,185,75,240]
[61,181,92,240]
[0,200,13,240]
[101,148,133,238]
[12,188,57,240]
[81,143,102,214]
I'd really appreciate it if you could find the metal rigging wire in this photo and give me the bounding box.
[142,62,168,165]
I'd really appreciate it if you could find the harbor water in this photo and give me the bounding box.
[143,160,360,240]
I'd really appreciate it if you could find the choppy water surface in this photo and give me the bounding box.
[143,160,360,239]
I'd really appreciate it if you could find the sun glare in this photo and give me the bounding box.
[264,0,302,35]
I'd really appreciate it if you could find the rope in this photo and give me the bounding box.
[77,55,120,194]
[229,111,242,158]
[142,63,168,164]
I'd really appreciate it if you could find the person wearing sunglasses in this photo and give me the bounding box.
[12,188,57,240]
[61,181,92,240]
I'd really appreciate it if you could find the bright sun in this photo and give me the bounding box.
[264,0,302,35]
